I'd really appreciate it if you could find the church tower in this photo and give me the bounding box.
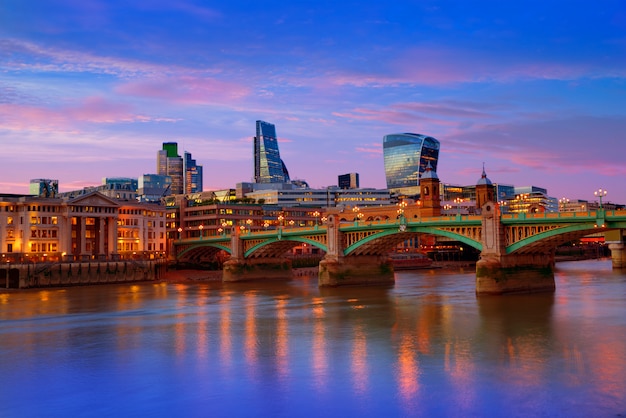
[419,162,441,217]
[476,165,495,211]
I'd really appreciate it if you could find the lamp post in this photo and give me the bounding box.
[454,197,462,216]
[352,206,360,225]
[594,188,607,209]
[559,198,570,212]
[443,204,452,215]
[177,227,182,240]
[289,219,295,228]
[396,200,407,218]
[313,211,320,227]
[246,219,252,235]
[221,222,228,236]
[198,224,203,239]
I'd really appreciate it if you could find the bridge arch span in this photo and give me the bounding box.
[177,243,231,263]
[344,226,482,256]
[244,236,328,258]
[507,224,615,254]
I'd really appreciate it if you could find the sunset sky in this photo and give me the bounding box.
[1,0,625,203]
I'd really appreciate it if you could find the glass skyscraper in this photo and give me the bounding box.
[383,133,440,197]
[254,120,290,184]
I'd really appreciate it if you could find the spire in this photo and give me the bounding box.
[477,163,492,185]
[421,161,438,180]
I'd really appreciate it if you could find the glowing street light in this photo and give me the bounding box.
[397,200,407,217]
[313,210,320,226]
[559,198,570,212]
[594,188,607,209]
[198,224,204,239]
[454,197,463,216]
[177,227,183,240]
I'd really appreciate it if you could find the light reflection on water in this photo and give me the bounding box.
[1,260,625,417]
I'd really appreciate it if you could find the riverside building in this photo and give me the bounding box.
[0,192,166,263]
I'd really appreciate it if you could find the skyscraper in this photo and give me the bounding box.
[184,151,203,194]
[254,120,290,184]
[383,133,440,197]
[157,142,184,194]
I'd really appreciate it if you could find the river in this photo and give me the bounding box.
[1,259,625,417]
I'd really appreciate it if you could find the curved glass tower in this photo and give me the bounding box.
[254,120,290,184]
[383,133,440,197]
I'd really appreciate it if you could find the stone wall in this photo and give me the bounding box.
[1,260,167,289]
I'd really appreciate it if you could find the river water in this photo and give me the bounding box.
[1,259,625,418]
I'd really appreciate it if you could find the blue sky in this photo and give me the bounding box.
[1,0,625,203]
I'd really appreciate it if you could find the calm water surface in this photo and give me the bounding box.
[1,260,625,417]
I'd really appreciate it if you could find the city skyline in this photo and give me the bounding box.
[1,1,625,203]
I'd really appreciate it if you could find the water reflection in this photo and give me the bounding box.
[1,261,625,417]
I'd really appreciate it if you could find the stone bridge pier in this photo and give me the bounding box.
[222,227,292,282]
[318,215,394,286]
[475,203,556,295]
[609,243,626,269]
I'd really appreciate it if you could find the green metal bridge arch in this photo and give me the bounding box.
[342,224,483,256]
[244,236,328,258]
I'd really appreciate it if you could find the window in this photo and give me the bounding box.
[7,216,13,225]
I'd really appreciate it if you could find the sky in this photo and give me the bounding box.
[1,0,625,204]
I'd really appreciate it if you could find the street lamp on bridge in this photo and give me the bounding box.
[594,188,607,209]
[198,224,203,239]
[454,197,463,216]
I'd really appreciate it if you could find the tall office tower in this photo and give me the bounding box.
[157,142,184,194]
[338,173,360,189]
[184,151,203,194]
[383,133,440,197]
[254,120,290,184]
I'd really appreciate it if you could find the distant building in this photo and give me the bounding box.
[137,174,172,203]
[157,142,184,194]
[338,173,359,189]
[254,120,290,184]
[29,179,58,197]
[184,151,203,194]
[383,133,440,198]
[244,185,391,207]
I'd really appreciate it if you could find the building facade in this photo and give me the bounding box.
[0,192,166,263]
[383,133,440,198]
[338,173,360,189]
[184,151,203,194]
[157,142,184,194]
[254,120,290,184]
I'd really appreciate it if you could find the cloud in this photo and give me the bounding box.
[115,76,251,105]
[0,97,178,132]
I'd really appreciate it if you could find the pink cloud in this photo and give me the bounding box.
[116,76,250,105]
[0,97,174,132]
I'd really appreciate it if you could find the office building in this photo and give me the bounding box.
[137,174,172,203]
[184,151,203,194]
[338,173,360,189]
[29,179,59,197]
[254,120,290,184]
[157,142,184,194]
[383,133,440,197]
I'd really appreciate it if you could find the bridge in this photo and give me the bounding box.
[173,204,626,295]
